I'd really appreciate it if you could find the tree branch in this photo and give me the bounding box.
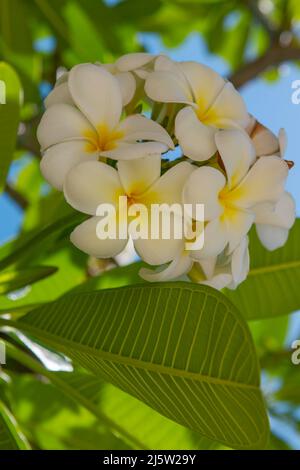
[230,44,300,88]
[4,183,29,210]
[246,0,278,41]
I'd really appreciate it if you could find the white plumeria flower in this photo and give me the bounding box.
[99,53,158,106]
[145,60,249,161]
[189,237,249,290]
[114,52,157,79]
[38,64,173,190]
[45,54,157,108]
[246,116,287,158]
[254,192,296,251]
[64,155,194,263]
[183,130,289,258]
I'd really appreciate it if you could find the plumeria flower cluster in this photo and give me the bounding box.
[38,53,296,290]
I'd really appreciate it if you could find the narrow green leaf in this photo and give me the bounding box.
[0,401,30,450]
[226,220,300,320]
[0,212,85,271]
[0,266,57,295]
[8,282,269,449]
[0,62,21,191]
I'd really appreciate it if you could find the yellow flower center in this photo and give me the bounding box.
[195,96,219,126]
[219,186,239,221]
[83,124,124,153]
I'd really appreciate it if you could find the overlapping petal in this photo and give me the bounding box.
[70,216,128,258]
[64,161,124,215]
[41,141,98,190]
[69,64,122,129]
[37,103,94,151]
[175,107,217,161]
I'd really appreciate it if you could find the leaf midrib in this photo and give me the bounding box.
[1,318,260,391]
[249,259,300,276]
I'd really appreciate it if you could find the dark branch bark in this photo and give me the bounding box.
[246,0,278,40]
[230,45,300,88]
[4,183,29,210]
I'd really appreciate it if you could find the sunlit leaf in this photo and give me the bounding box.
[226,220,300,320]
[8,282,270,449]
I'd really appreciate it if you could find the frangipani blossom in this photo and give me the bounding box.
[64,156,194,264]
[100,53,158,106]
[254,192,296,251]
[37,54,296,289]
[247,116,287,158]
[38,64,173,190]
[183,130,289,258]
[145,60,249,161]
[189,237,249,290]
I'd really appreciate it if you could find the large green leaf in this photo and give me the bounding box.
[6,344,221,449]
[0,62,21,191]
[5,282,269,449]
[0,401,29,450]
[226,220,300,320]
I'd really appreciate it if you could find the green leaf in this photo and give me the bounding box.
[0,62,21,191]
[9,282,269,449]
[226,220,300,320]
[67,261,144,295]
[0,401,29,449]
[0,246,87,314]
[0,211,85,271]
[7,344,222,449]
[0,266,57,295]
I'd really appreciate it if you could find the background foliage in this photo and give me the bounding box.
[0,0,300,450]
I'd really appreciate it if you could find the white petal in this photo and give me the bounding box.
[44,82,74,108]
[101,141,167,160]
[175,106,217,161]
[231,156,288,209]
[115,71,136,106]
[194,218,228,259]
[148,162,195,205]
[278,128,287,157]
[145,70,193,104]
[116,53,155,72]
[201,272,232,290]
[134,236,184,266]
[139,253,193,282]
[179,61,225,111]
[245,115,256,134]
[215,129,255,188]
[64,161,124,215]
[206,82,249,128]
[254,192,296,228]
[197,257,217,279]
[55,71,68,87]
[117,154,161,196]
[70,216,128,258]
[225,210,254,253]
[69,64,122,129]
[154,55,178,72]
[37,103,94,151]
[40,141,98,191]
[183,166,225,220]
[230,236,249,288]
[118,114,174,149]
[251,122,279,157]
[256,224,289,251]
